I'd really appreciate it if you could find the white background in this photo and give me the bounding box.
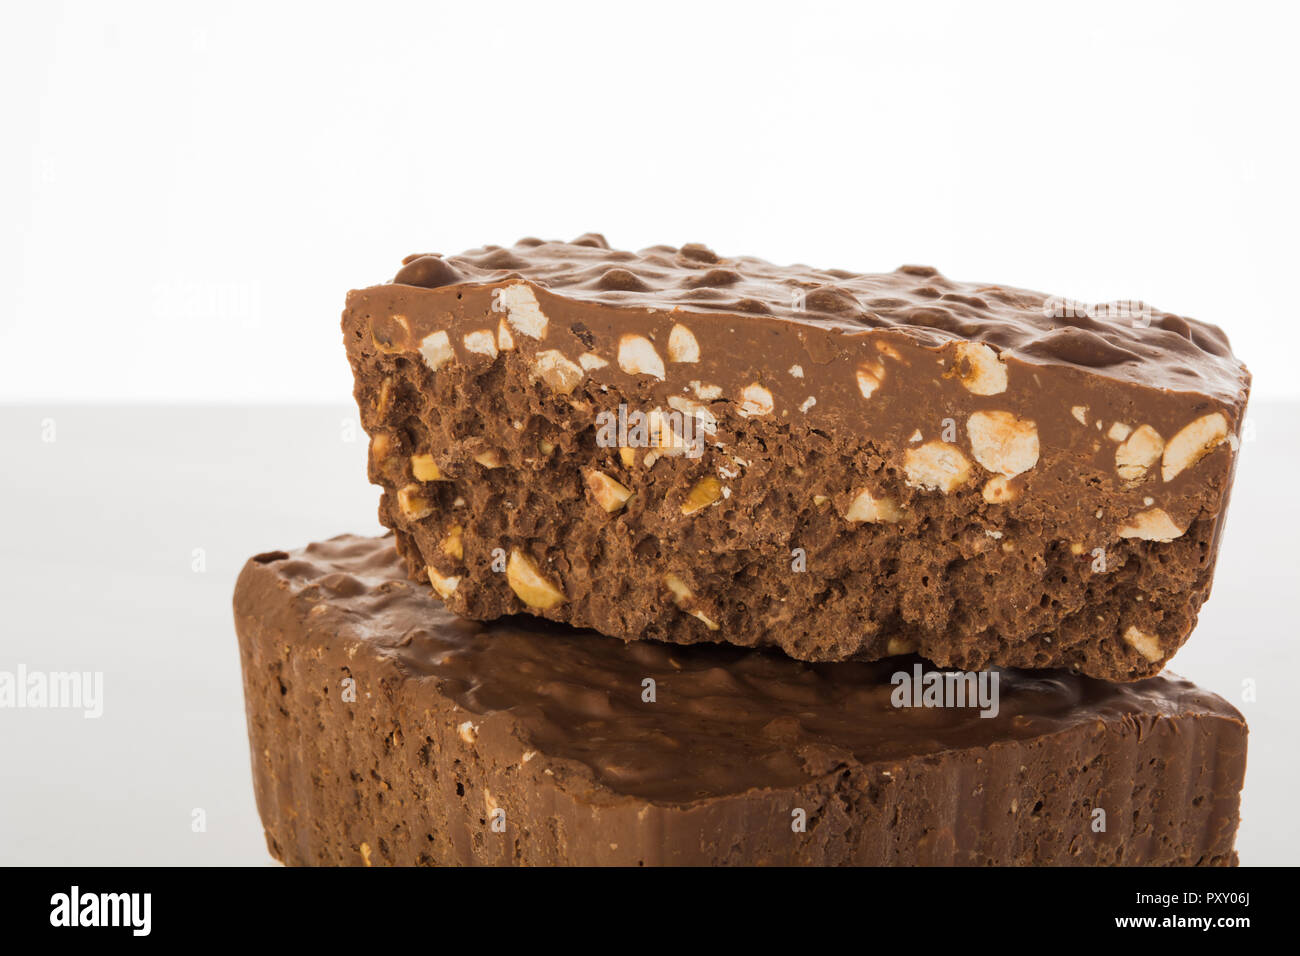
[2,1,1298,868]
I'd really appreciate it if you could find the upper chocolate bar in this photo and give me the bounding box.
[344,235,1249,679]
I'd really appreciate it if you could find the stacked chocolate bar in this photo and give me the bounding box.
[235,235,1250,865]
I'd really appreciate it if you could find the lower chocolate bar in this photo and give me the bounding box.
[234,535,1247,866]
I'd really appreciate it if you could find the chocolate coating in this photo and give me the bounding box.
[390,235,1246,403]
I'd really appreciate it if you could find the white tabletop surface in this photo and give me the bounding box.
[1,402,1295,866]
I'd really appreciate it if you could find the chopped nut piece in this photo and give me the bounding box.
[681,476,723,515]
[375,378,394,416]
[617,334,665,379]
[372,314,411,354]
[440,525,464,561]
[370,432,392,465]
[397,484,435,520]
[578,352,607,371]
[813,494,831,507]
[1123,625,1163,662]
[738,383,774,417]
[425,565,460,600]
[531,350,585,394]
[418,329,454,370]
[585,469,633,513]
[843,489,904,523]
[689,609,721,630]
[875,341,903,361]
[982,475,1019,503]
[662,573,720,630]
[496,317,515,351]
[500,283,548,339]
[537,439,556,456]
[505,550,566,609]
[667,324,700,363]
[952,342,1008,395]
[690,381,723,401]
[667,396,719,436]
[463,329,498,359]
[618,446,637,469]
[1070,405,1088,425]
[1116,425,1164,480]
[904,441,973,493]
[646,408,690,454]
[856,362,884,399]
[1118,508,1186,542]
[967,411,1040,477]
[410,454,445,482]
[1162,412,1229,482]
[1107,422,1132,442]
[473,450,504,469]
[663,572,692,602]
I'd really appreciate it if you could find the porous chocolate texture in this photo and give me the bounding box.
[234,535,1247,867]
[343,235,1250,680]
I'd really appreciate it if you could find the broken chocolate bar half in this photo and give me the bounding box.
[342,235,1250,680]
[234,535,1247,866]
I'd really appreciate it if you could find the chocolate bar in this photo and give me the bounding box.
[341,236,1249,680]
[234,535,1247,866]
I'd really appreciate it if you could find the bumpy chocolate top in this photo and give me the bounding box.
[391,234,1247,401]
[257,535,1242,803]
